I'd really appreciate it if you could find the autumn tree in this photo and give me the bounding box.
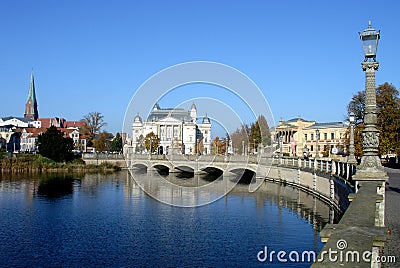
[347,82,400,156]
[81,112,107,145]
[93,131,113,152]
[144,132,160,153]
[212,136,226,155]
[230,124,249,155]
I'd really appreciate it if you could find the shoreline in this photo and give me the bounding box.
[0,154,121,174]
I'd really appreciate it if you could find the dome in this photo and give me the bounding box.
[202,115,210,124]
[134,114,142,123]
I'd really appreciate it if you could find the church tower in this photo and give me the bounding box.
[24,72,39,120]
[190,102,197,122]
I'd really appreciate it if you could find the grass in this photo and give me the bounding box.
[0,153,121,173]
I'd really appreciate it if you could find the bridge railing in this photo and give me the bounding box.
[273,156,356,186]
[82,153,124,160]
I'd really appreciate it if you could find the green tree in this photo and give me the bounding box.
[81,112,107,145]
[257,115,271,146]
[144,132,160,153]
[37,126,74,162]
[109,133,123,152]
[347,82,400,156]
[249,121,261,152]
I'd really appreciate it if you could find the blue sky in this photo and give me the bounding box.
[1,1,399,136]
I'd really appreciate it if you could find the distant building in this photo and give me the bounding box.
[128,103,212,155]
[0,116,35,128]
[271,117,347,158]
[24,72,39,121]
[19,127,87,153]
[0,72,91,153]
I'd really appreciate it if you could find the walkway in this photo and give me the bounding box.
[383,167,400,267]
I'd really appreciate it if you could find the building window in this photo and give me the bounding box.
[331,133,335,140]
[324,133,327,140]
[311,134,314,140]
[311,145,314,151]
[304,134,307,141]
[205,130,208,134]
[190,136,192,142]
[167,126,172,139]
[173,126,179,137]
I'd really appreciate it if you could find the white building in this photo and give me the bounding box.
[129,103,212,155]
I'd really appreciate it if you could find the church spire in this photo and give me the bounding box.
[24,71,39,120]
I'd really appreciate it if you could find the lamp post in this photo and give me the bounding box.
[315,129,320,159]
[353,21,387,182]
[279,135,283,157]
[347,112,357,164]
[225,138,228,156]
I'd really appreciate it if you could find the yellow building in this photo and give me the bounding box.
[271,118,348,158]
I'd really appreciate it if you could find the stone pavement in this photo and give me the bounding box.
[383,167,400,267]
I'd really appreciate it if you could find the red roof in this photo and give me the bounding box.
[64,121,86,129]
[37,118,67,128]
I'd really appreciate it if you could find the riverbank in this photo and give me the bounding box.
[0,153,121,173]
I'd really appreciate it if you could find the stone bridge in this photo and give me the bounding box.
[83,153,387,266]
[120,153,356,211]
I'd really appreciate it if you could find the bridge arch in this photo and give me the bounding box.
[228,168,257,184]
[174,165,195,173]
[153,164,170,175]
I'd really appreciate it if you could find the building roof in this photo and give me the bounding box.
[202,115,210,124]
[305,122,346,129]
[38,117,67,128]
[285,117,314,123]
[64,121,86,129]
[1,116,32,123]
[147,107,192,122]
[27,73,37,103]
[20,127,82,138]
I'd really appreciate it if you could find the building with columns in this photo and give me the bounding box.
[129,103,212,155]
[271,118,348,158]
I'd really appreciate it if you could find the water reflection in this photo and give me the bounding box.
[0,170,341,267]
[125,170,341,230]
[36,174,75,199]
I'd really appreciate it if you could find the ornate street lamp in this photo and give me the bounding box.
[359,21,380,62]
[347,112,357,164]
[353,21,387,181]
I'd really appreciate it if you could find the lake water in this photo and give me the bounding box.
[0,170,340,267]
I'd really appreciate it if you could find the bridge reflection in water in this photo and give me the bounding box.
[126,170,341,231]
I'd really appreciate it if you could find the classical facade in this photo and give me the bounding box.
[129,103,212,155]
[271,118,348,158]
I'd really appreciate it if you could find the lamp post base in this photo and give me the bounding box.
[353,155,388,181]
